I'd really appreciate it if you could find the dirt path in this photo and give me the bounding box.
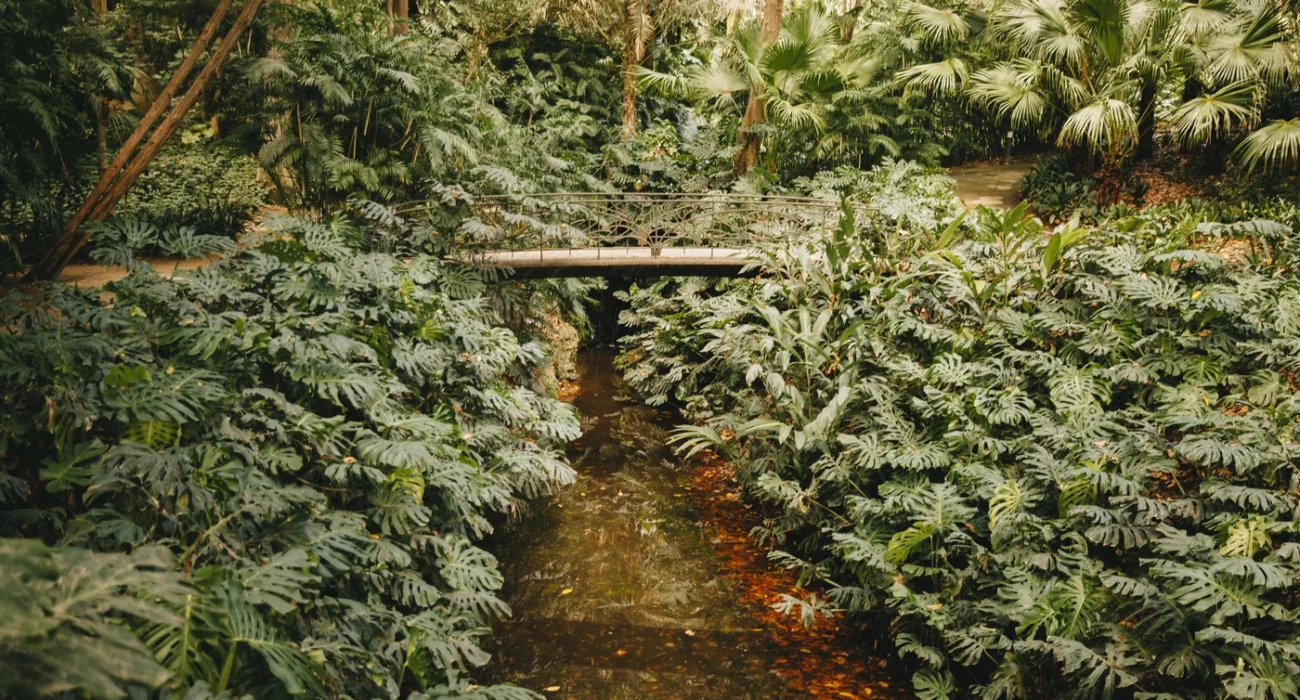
[56,256,218,288]
[948,159,1034,210]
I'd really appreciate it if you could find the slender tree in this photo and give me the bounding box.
[546,0,725,139]
[641,5,855,172]
[735,0,783,172]
[387,0,410,35]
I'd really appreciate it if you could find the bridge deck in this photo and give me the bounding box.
[468,247,760,278]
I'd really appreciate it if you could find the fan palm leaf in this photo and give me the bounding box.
[1169,80,1258,146]
[906,2,972,45]
[1235,119,1300,172]
[1205,6,1284,84]
[1179,0,1232,37]
[1057,96,1138,153]
[896,57,969,96]
[995,0,1086,68]
[1036,63,1091,107]
[779,5,840,66]
[767,95,828,131]
[1070,0,1129,67]
[970,61,1049,127]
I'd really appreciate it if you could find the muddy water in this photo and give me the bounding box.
[485,349,791,699]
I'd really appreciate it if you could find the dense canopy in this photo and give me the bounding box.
[1,1,1298,699]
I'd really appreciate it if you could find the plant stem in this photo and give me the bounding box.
[217,639,239,693]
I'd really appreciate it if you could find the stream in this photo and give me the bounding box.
[485,348,793,698]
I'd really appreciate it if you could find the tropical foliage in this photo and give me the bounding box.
[3,0,1300,697]
[894,0,1300,170]
[0,211,579,698]
[620,164,1300,698]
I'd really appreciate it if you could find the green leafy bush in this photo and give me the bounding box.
[0,539,190,699]
[226,3,602,211]
[620,197,1300,698]
[1020,155,1100,225]
[87,215,237,269]
[115,136,268,237]
[793,159,964,231]
[0,212,578,698]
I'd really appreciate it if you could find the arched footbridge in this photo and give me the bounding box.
[399,192,849,278]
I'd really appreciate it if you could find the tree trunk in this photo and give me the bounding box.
[841,0,861,41]
[1136,77,1156,160]
[37,0,235,277]
[29,0,262,281]
[88,0,266,222]
[621,41,638,139]
[388,0,409,35]
[735,0,784,174]
[1180,74,1203,154]
[96,102,109,172]
[92,0,109,172]
[620,0,643,139]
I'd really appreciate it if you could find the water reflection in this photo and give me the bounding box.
[486,349,791,698]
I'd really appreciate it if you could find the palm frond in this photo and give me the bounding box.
[896,57,969,96]
[1235,118,1300,172]
[1057,97,1138,154]
[1169,80,1258,147]
[906,2,972,45]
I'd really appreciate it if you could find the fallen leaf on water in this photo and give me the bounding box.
[559,588,573,596]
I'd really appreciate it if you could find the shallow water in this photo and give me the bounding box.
[485,349,792,699]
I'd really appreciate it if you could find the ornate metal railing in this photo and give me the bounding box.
[397,192,848,259]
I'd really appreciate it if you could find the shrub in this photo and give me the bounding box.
[0,211,577,698]
[115,135,268,237]
[620,199,1300,699]
[1020,155,1100,225]
[792,159,964,232]
[87,215,238,269]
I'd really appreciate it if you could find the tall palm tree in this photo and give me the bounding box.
[736,0,786,171]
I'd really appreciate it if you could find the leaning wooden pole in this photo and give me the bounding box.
[87,0,266,222]
[81,0,236,230]
[28,0,264,282]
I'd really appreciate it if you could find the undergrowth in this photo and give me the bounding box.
[0,209,579,699]
[619,188,1300,699]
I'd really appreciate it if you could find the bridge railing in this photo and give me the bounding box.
[397,192,849,259]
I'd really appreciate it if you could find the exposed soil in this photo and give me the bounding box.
[948,159,1034,210]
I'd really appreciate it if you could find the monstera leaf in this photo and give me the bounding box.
[0,539,189,699]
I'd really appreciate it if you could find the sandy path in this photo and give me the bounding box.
[948,160,1035,210]
[56,256,219,288]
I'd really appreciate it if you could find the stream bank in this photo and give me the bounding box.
[486,349,902,699]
